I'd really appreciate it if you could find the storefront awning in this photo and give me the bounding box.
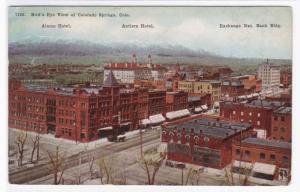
[120,122,131,126]
[141,118,151,125]
[166,109,190,120]
[98,126,113,131]
[232,160,253,170]
[149,114,166,124]
[194,107,203,112]
[253,162,276,175]
[214,102,220,108]
[201,105,208,110]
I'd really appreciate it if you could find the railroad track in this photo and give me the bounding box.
[9,131,160,184]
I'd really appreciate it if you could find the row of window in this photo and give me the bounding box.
[233,111,261,117]
[58,109,75,116]
[235,149,289,163]
[273,127,286,132]
[58,118,76,126]
[274,115,286,122]
[61,128,72,136]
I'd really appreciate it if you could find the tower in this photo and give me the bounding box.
[132,53,137,64]
[103,70,120,125]
[148,54,152,65]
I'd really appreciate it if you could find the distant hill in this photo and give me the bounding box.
[8,39,292,74]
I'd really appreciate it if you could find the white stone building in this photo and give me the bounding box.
[257,60,280,90]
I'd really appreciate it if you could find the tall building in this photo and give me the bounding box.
[257,59,280,90]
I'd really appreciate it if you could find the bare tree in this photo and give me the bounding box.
[224,163,252,186]
[189,168,204,185]
[88,156,95,179]
[15,131,27,167]
[30,133,41,163]
[46,145,66,185]
[97,155,115,184]
[138,149,166,185]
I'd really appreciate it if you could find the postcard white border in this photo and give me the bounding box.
[1,1,300,192]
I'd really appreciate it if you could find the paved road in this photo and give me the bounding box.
[9,129,160,184]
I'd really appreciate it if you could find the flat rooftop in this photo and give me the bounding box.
[274,106,292,114]
[165,118,251,139]
[246,100,285,109]
[242,137,291,149]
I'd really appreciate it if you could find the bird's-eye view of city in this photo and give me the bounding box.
[8,6,292,186]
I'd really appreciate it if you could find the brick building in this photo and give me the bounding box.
[220,100,286,138]
[232,137,291,181]
[280,70,292,88]
[271,106,292,142]
[221,75,261,99]
[148,89,166,116]
[187,93,211,111]
[9,71,167,142]
[165,91,188,112]
[161,116,254,169]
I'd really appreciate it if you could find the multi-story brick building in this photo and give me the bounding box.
[9,71,168,142]
[161,116,254,169]
[148,89,166,116]
[220,100,286,138]
[221,75,260,99]
[187,93,211,111]
[165,91,188,112]
[270,106,292,142]
[280,70,292,88]
[232,137,291,181]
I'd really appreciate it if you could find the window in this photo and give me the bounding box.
[282,156,289,164]
[280,127,285,132]
[258,113,260,117]
[245,150,251,158]
[233,111,236,115]
[260,153,265,160]
[249,112,252,116]
[235,149,241,156]
[241,111,244,116]
[273,127,278,131]
[281,116,285,121]
[274,116,278,121]
[270,154,276,161]
[257,121,260,126]
[280,136,285,141]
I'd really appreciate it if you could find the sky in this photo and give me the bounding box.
[9,6,292,59]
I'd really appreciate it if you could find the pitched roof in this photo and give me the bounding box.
[103,70,119,87]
